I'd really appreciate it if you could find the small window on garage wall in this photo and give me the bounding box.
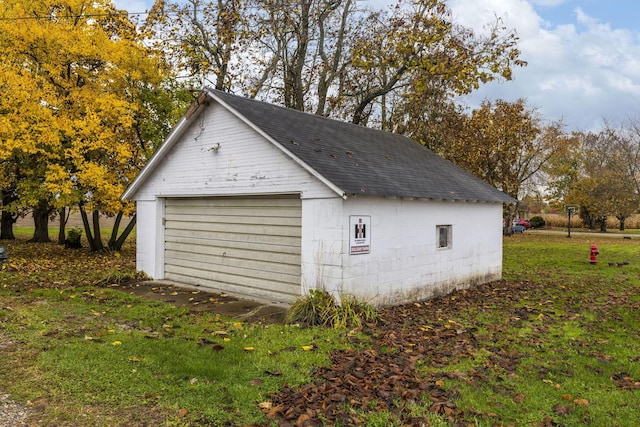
[437,225,452,249]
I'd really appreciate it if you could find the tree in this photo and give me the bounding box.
[143,0,246,91]
[0,0,174,249]
[567,127,640,232]
[540,131,583,208]
[441,99,569,202]
[346,0,524,126]
[246,0,358,114]
[145,0,525,127]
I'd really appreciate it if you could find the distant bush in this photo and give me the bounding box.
[65,228,83,249]
[529,216,546,228]
[541,213,640,230]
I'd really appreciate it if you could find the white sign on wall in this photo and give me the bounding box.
[349,215,371,255]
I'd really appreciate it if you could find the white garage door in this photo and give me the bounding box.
[164,196,301,304]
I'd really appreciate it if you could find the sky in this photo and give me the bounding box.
[113,0,640,132]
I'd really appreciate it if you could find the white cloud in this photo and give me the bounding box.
[112,0,152,13]
[447,0,640,130]
[530,0,568,5]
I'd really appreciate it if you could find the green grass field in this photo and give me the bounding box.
[0,231,638,426]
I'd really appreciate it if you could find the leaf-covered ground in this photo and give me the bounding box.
[263,272,640,425]
[1,234,639,426]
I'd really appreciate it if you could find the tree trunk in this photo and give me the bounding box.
[92,210,104,252]
[598,217,607,233]
[617,215,626,231]
[57,207,70,244]
[0,190,17,240]
[0,210,16,240]
[29,201,52,243]
[109,213,136,251]
[79,205,107,252]
[79,205,97,252]
[108,211,123,248]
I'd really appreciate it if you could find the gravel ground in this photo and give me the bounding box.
[0,393,32,427]
[1,335,34,426]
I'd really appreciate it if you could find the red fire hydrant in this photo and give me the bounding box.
[589,244,599,264]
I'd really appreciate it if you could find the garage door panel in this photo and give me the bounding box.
[164,196,302,304]
[165,260,300,290]
[164,265,300,302]
[165,221,301,238]
[165,264,300,295]
[166,241,301,264]
[164,244,301,275]
[165,213,302,227]
[165,206,301,218]
[165,228,300,248]
[165,236,300,256]
[165,197,300,209]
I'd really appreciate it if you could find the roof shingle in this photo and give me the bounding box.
[210,89,514,203]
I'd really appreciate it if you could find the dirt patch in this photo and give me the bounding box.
[114,281,288,324]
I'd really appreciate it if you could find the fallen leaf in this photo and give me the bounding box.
[177,408,189,418]
[573,398,590,406]
[244,346,255,352]
[553,405,572,415]
[296,414,311,426]
[111,341,122,346]
[329,393,346,402]
[258,401,272,410]
[512,393,525,403]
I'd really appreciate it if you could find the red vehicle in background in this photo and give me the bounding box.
[515,219,531,229]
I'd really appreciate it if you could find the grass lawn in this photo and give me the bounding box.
[0,231,638,426]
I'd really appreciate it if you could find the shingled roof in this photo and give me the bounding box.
[123,88,514,204]
[209,89,513,203]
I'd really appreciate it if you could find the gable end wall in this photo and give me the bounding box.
[133,102,336,280]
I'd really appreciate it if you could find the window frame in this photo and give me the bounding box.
[436,225,452,250]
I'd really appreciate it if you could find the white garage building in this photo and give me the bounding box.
[122,89,514,307]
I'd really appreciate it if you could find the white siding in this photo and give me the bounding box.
[133,103,334,201]
[135,200,164,278]
[300,198,345,294]
[299,197,503,307]
[337,198,503,306]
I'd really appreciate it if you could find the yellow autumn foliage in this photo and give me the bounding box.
[0,0,167,216]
